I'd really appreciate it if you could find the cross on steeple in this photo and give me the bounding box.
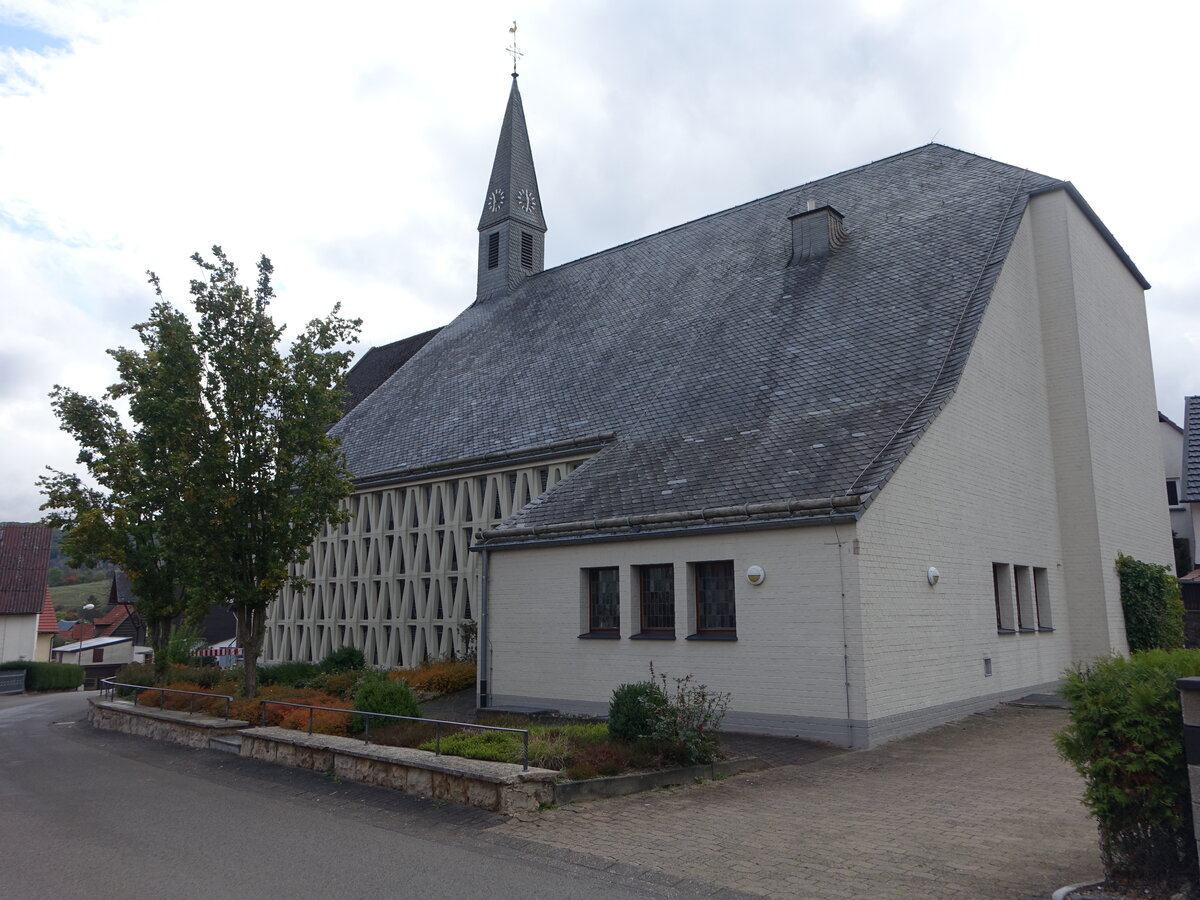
[507,20,522,75]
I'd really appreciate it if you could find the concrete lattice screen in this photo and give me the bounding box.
[264,457,585,668]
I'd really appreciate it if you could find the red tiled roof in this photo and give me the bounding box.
[0,524,53,616]
[96,603,130,636]
[37,587,57,633]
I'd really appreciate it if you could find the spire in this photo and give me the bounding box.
[476,72,547,301]
[478,77,546,233]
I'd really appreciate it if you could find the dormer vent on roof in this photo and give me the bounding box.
[788,205,848,266]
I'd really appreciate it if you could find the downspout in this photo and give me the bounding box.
[477,545,491,709]
[831,515,854,747]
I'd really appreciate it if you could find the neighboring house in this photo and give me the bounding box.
[1161,411,1193,568]
[35,589,56,662]
[0,524,54,663]
[1183,398,1200,569]
[51,635,134,683]
[264,76,1173,747]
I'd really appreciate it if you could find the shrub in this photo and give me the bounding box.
[568,742,630,777]
[113,663,157,696]
[528,731,572,770]
[136,681,228,715]
[1056,650,1200,888]
[304,671,360,699]
[1118,553,1185,652]
[166,665,222,689]
[608,681,665,741]
[318,646,365,674]
[351,672,421,732]
[420,730,520,763]
[278,703,351,736]
[0,661,84,691]
[646,665,730,766]
[391,661,476,695]
[258,662,321,688]
[566,761,598,781]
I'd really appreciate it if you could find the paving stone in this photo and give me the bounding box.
[493,705,1100,899]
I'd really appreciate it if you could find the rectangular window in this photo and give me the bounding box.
[1167,478,1182,508]
[587,567,620,634]
[520,231,534,269]
[1014,566,1035,631]
[694,561,736,634]
[993,563,1015,632]
[487,232,500,269]
[92,647,104,663]
[1033,567,1053,629]
[638,564,675,634]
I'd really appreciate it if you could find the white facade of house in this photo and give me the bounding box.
[485,189,1174,747]
[1161,414,1192,564]
[0,614,38,662]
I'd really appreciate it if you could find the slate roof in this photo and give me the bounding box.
[1183,396,1200,502]
[344,327,441,414]
[333,144,1140,543]
[0,524,53,615]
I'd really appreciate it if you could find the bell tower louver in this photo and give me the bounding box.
[477,74,547,301]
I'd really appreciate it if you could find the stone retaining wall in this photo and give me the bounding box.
[88,699,248,749]
[240,727,558,814]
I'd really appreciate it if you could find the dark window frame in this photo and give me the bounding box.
[92,647,104,663]
[1167,478,1182,507]
[587,567,620,634]
[694,560,736,635]
[638,564,675,634]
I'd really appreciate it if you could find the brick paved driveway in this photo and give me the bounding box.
[493,705,1101,899]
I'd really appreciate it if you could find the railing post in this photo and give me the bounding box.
[260,701,266,727]
[436,722,441,757]
[523,731,529,771]
[308,707,314,735]
[364,716,370,745]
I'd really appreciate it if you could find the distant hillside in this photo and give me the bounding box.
[50,581,111,616]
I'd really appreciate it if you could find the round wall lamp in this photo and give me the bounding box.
[746,565,766,586]
[927,567,940,586]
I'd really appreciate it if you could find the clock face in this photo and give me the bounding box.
[516,189,537,213]
[487,189,505,212]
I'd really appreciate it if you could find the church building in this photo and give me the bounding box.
[264,73,1173,747]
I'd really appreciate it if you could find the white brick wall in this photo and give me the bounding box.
[486,526,864,741]
[856,210,1072,722]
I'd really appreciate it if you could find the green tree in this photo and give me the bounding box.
[40,301,206,682]
[175,248,358,698]
[41,247,359,697]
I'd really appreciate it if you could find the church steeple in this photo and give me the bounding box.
[476,74,547,301]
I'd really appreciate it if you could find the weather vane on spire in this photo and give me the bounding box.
[507,20,523,76]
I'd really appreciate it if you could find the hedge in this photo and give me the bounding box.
[0,660,85,691]
[1056,650,1200,887]
[1117,553,1185,652]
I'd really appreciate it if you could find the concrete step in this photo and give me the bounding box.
[209,735,243,754]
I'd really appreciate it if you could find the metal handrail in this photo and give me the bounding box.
[99,677,234,720]
[258,699,532,771]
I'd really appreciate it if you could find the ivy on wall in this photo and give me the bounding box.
[1117,553,1185,652]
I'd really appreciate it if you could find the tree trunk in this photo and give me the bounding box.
[237,604,267,699]
[150,618,173,685]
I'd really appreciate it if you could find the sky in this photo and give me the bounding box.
[1,0,1197,523]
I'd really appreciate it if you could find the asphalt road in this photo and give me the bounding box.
[0,691,722,900]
